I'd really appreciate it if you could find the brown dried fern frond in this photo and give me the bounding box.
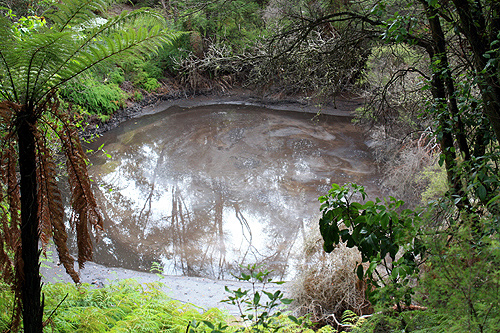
[51,108,103,270]
[35,131,57,248]
[0,140,21,272]
[0,102,23,332]
[34,128,80,283]
[0,101,17,133]
[0,205,16,285]
[0,141,21,249]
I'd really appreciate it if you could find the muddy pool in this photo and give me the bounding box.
[83,103,380,280]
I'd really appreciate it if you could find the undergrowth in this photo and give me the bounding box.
[0,278,319,332]
[60,74,129,117]
[0,279,228,332]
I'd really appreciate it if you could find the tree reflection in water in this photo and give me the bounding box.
[87,104,379,279]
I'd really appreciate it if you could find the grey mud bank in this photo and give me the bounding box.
[41,258,280,315]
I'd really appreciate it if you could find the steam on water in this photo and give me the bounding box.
[87,104,379,279]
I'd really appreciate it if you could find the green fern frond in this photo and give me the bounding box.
[45,0,111,31]
[0,17,19,101]
[0,2,181,107]
[0,2,184,330]
[34,11,180,105]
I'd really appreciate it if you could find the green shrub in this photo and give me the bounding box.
[134,91,144,101]
[319,183,424,308]
[60,75,128,115]
[418,160,448,204]
[142,77,161,92]
[131,70,149,87]
[176,0,264,51]
[142,60,163,80]
[221,264,303,332]
[336,193,500,333]
[108,68,125,85]
[118,54,165,88]
[416,214,500,333]
[158,34,193,74]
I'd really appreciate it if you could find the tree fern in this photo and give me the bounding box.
[0,0,181,331]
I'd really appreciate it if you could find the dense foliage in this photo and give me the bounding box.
[0,0,178,331]
[1,0,500,332]
[310,1,500,332]
[0,275,325,332]
[0,280,229,332]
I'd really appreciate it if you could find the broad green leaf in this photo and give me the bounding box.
[477,184,487,201]
[203,321,215,330]
[357,264,364,280]
[380,212,390,229]
[253,292,260,306]
[367,261,378,274]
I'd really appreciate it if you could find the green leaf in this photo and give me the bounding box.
[231,288,247,299]
[380,212,390,229]
[203,321,215,330]
[241,272,251,281]
[487,194,500,206]
[367,261,378,275]
[357,264,364,280]
[477,185,487,201]
[354,215,366,225]
[263,291,274,299]
[253,292,260,305]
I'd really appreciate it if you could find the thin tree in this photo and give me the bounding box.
[0,1,179,331]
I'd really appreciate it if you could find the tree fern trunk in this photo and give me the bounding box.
[18,110,43,333]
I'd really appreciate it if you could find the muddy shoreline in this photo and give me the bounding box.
[41,256,280,314]
[83,89,364,138]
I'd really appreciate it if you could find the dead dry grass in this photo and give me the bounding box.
[289,225,371,326]
[368,126,440,207]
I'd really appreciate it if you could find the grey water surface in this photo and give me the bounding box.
[85,103,380,280]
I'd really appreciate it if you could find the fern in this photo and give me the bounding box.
[0,3,181,106]
[0,0,181,330]
[32,280,230,332]
[142,77,161,92]
[60,75,128,115]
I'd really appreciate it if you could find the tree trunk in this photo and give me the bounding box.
[18,109,43,333]
[420,0,470,209]
[452,0,500,145]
